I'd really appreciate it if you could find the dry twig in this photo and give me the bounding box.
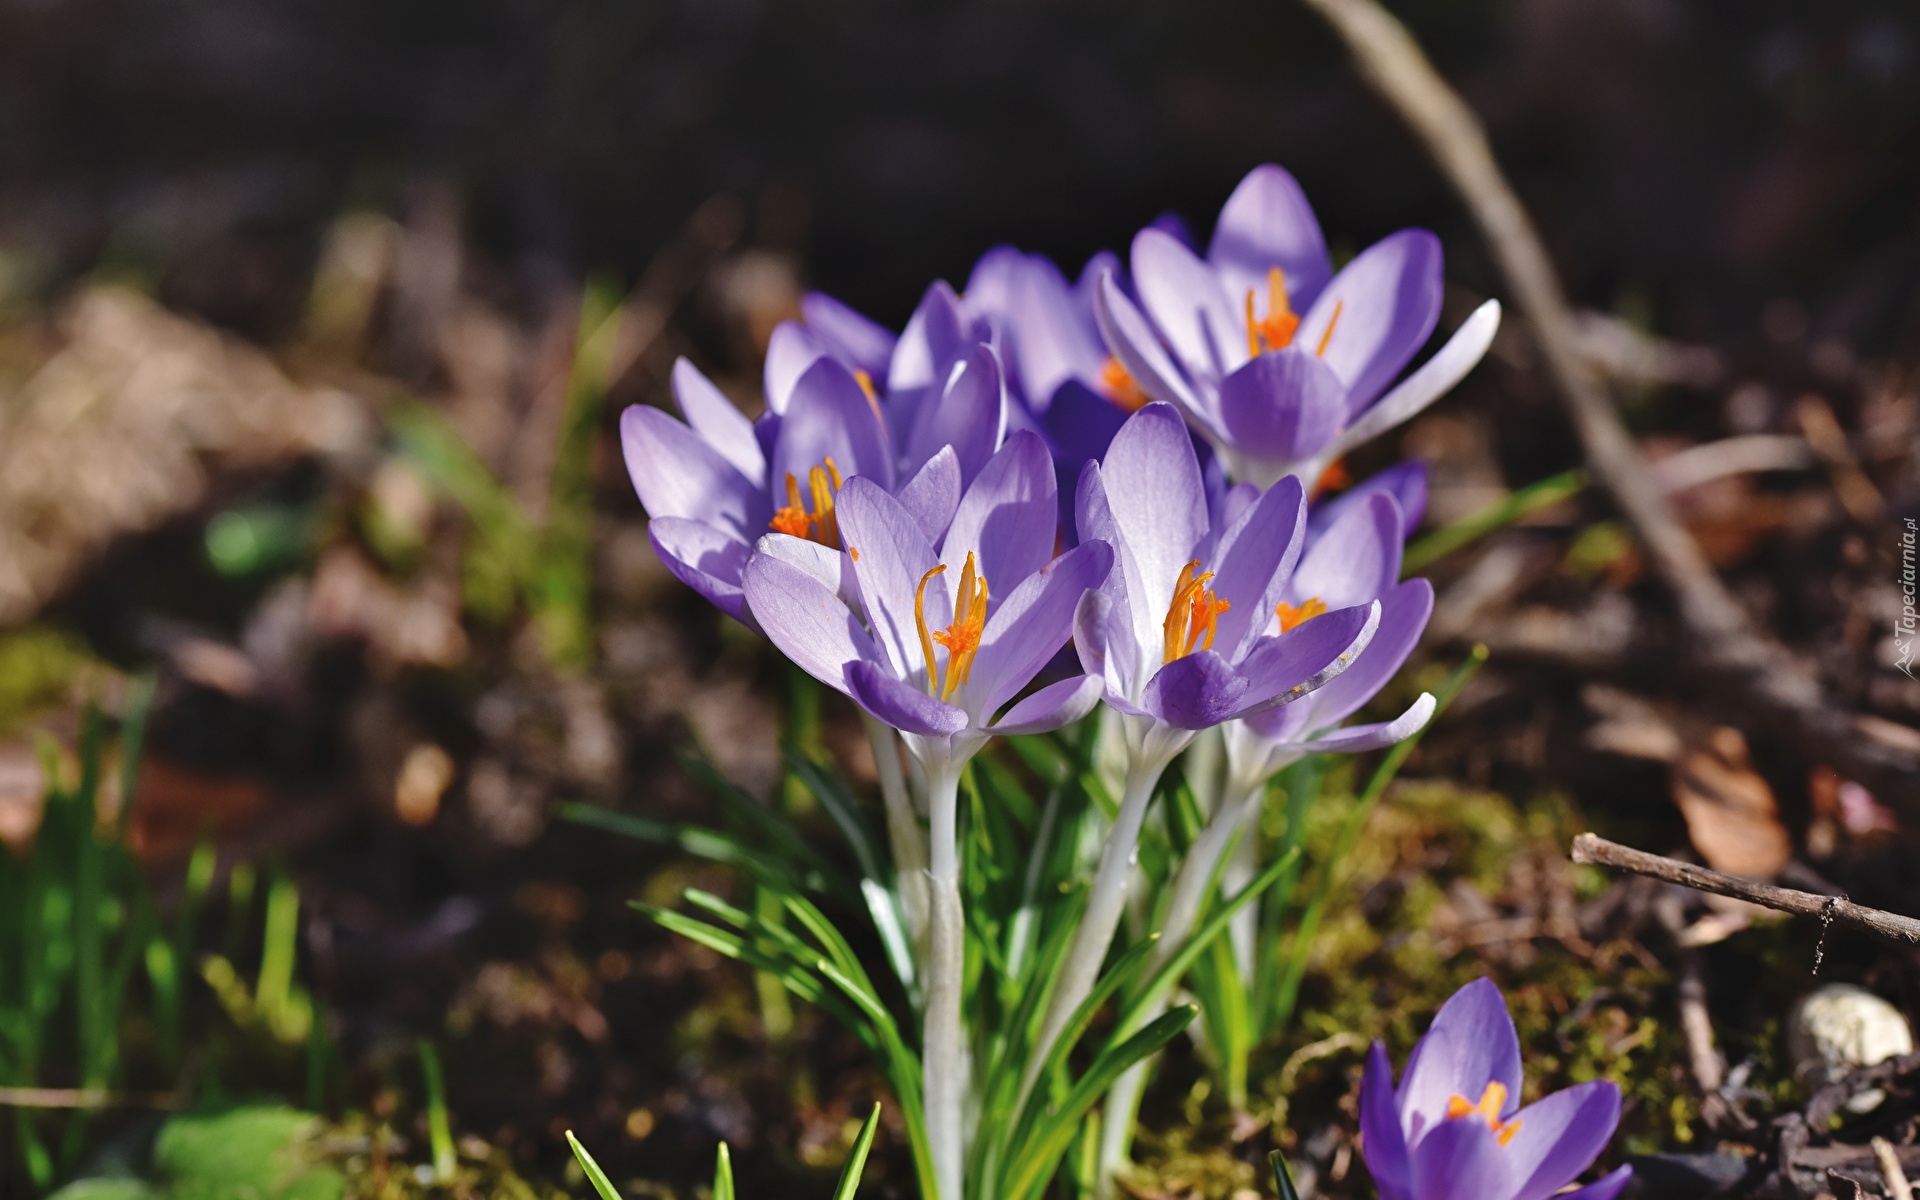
[1571,833,1920,946]
[1298,0,1920,809]
[1875,1136,1915,1200]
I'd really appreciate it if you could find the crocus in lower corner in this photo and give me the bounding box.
[1362,978,1632,1200]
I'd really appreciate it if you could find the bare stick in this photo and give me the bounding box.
[1571,834,1920,946]
[1874,1136,1915,1200]
[0,1086,177,1110]
[1298,0,1920,808]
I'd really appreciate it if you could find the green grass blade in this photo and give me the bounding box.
[561,802,834,895]
[713,1141,735,1200]
[1001,935,1160,1174]
[786,750,887,884]
[1116,846,1300,1036]
[1402,468,1586,574]
[831,1103,883,1200]
[1003,1007,1197,1200]
[566,1130,623,1200]
[420,1040,456,1182]
[256,872,299,1033]
[1269,1150,1301,1200]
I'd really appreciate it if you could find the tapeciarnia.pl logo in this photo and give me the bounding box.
[1899,517,1917,679]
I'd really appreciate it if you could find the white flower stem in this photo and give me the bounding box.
[1018,745,1177,1107]
[1095,778,1265,1196]
[862,712,930,956]
[924,760,966,1200]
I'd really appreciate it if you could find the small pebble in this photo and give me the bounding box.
[1787,983,1914,1112]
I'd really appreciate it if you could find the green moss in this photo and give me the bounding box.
[0,625,97,730]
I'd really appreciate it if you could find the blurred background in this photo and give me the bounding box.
[2,0,1918,1196]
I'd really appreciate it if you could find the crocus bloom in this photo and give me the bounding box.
[742,430,1113,1200]
[1023,402,1381,1105]
[1363,978,1632,1200]
[740,429,1111,762]
[964,247,1137,464]
[1093,164,1502,488]
[622,337,1006,629]
[1073,402,1383,759]
[1222,481,1437,794]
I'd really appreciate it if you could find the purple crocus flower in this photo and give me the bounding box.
[1092,164,1502,488]
[964,247,1141,536]
[621,335,1006,629]
[1021,402,1384,1105]
[1222,480,1437,791]
[743,431,1114,1200]
[740,429,1112,763]
[1363,979,1632,1200]
[1072,402,1384,755]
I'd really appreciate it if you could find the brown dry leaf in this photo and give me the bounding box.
[130,757,267,863]
[0,286,371,625]
[1671,725,1792,879]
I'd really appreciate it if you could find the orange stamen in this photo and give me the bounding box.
[914,565,946,695]
[766,457,844,546]
[1315,300,1344,357]
[933,554,988,699]
[1275,596,1327,633]
[914,555,990,700]
[1444,1082,1523,1147]
[1161,560,1232,664]
[853,369,878,403]
[1246,265,1302,357]
[1098,356,1150,412]
[1312,458,1352,497]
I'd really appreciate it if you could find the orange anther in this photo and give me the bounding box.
[1162,560,1232,664]
[914,555,990,701]
[1098,356,1150,412]
[767,457,844,547]
[1246,266,1302,357]
[1275,596,1327,633]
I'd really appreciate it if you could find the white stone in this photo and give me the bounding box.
[1787,983,1914,1112]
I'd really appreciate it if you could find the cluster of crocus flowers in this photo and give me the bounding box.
[620,162,1536,1200]
[1363,979,1632,1200]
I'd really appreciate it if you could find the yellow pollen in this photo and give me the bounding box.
[1098,356,1150,412]
[1444,1082,1522,1147]
[1315,299,1344,357]
[914,554,990,701]
[1162,560,1232,664]
[768,457,845,547]
[1275,596,1327,633]
[1246,265,1302,358]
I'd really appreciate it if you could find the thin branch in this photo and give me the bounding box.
[1298,0,1920,809]
[0,1086,178,1110]
[1875,1137,1915,1200]
[1570,833,1920,947]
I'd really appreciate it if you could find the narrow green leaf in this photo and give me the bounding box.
[1003,935,1161,1172]
[713,1141,735,1200]
[1402,468,1586,573]
[1003,1007,1197,1200]
[420,1041,456,1182]
[566,1130,623,1200]
[1268,1151,1301,1200]
[830,1103,883,1200]
[787,751,887,884]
